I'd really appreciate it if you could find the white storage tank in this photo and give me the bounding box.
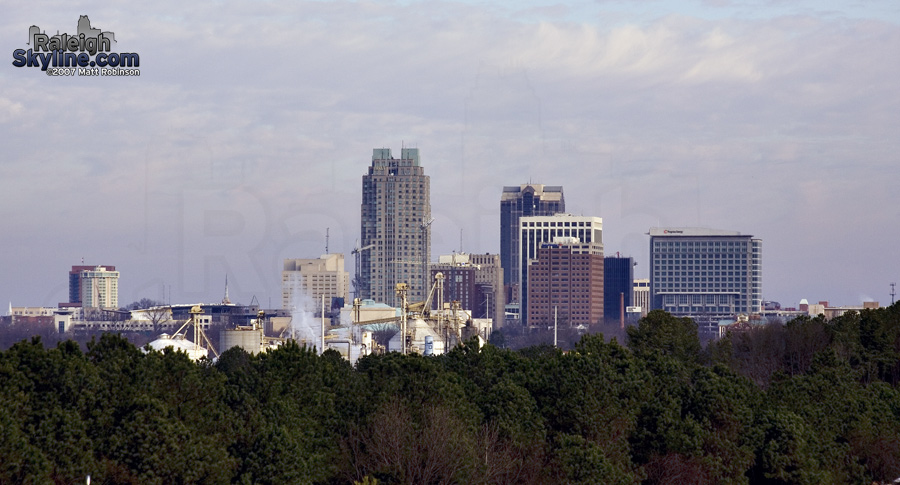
[220,328,263,354]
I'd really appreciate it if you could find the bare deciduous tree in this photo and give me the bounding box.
[368,323,400,352]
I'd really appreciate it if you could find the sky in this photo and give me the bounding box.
[2,0,899,311]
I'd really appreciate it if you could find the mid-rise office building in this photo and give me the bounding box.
[604,256,634,324]
[649,227,762,337]
[282,254,350,311]
[526,237,604,327]
[519,214,603,325]
[360,147,431,307]
[500,184,564,304]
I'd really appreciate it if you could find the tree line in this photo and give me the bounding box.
[1,305,899,484]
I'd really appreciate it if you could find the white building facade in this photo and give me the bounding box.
[282,254,350,311]
[79,266,119,309]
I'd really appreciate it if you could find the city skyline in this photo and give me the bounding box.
[2,1,899,310]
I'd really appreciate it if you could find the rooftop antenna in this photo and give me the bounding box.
[459,229,463,254]
[891,283,896,305]
[325,227,329,254]
[223,275,231,305]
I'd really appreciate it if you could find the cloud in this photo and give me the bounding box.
[0,97,25,122]
[1,1,898,307]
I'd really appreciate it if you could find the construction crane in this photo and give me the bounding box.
[420,218,436,302]
[351,239,376,300]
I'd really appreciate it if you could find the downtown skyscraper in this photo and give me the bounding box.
[360,147,431,307]
[500,184,564,313]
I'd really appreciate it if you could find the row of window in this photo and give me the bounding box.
[663,305,737,313]
[654,240,748,247]
[522,221,595,228]
[656,267,746,272]
[653,268,747,281]
[656,272,747,281]
[656,285,750,293]
[654,254,748,260]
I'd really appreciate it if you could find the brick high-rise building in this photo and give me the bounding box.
[360,147,431,307]
[429,259,477,313]
[519,214,603,325]
[526,237,604,327]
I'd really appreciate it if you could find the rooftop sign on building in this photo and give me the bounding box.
[649,227,742,237]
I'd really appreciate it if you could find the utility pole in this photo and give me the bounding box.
[891,282,896,306]
[321,294,326,355]
[396,283,409,355]
[554,306,558,348]
[351,240,375,300]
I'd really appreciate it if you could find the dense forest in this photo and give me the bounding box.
[2,306,899,484]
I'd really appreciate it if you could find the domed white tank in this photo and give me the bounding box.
[146,333,208,361]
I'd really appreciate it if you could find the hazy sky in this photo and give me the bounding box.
[2,0,899,310]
